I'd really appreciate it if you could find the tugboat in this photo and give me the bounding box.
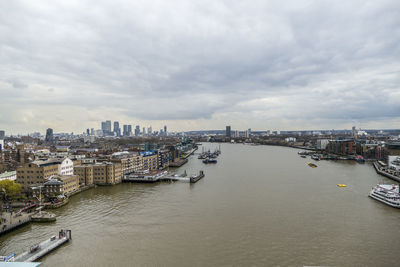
[369,184,400,208]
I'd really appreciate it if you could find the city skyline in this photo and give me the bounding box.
[1,1,399,134]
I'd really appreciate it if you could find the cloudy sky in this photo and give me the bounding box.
[0,0,399,134]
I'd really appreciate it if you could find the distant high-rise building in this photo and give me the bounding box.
[352,126,356,137]
[113,121,120,136]
[127,125,132,136]
[226,126,231,138]
[143,127,146,135]
[105,120,112,132]
[148,126,152,135]
[248,128,251,136]
[86,129,90,135]
[101,122,106,132]
[45,128,54,142]
[164,125,167,136]
[90,128,94,136]
[135,125,140,136]
[0,130,5,139]
[123,125,128,136]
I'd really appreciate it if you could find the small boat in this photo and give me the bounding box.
[300,155,306,158]
[203,158,217,164]
[311,154,320,161]
[337,184,347,187]
[306,162,317,168]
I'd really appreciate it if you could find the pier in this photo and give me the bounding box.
[373,162,400,183]
[123,171,204,183]
[14,229,71,262]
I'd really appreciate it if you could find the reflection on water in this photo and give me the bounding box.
[1,143,400,266]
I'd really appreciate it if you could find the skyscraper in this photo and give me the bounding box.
[114,121,120,136]
[0,130,5,139]
[45,128,54,142]
[90,128,94,135]
[101,122,106,132]
[86,129,90,135]
[148,126,152,135]
[123,125,128,136]
[127,125,132,136]
[226,126,231,138]
[143,127,146,135]
[164,125,167,136]
[105,120,112,132]
[135,125,140,136]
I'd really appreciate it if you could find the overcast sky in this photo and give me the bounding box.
[0,0,399,134]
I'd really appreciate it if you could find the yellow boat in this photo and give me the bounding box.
[337,184,347,187]
[306,162,317,168]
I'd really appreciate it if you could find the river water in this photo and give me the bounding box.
[1,143,400,266]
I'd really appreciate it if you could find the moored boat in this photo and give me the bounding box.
[369,184,400,208]
[203,158,217,164]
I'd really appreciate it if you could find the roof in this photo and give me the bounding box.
[0,171,16,179]
[44,179,64,186]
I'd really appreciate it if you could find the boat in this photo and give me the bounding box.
[369,184,400,208]
[300,155,306,158]
[311,154,320,161]
[203,158,217,164]
[306,162,317,168]
[337,184,347,187]
[31,209,56,222]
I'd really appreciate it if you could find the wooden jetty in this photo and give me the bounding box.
[14,229,71,262]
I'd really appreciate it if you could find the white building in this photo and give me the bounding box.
[316,139,330,150]
[58,158,74,175]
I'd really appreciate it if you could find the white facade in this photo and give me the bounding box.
[0,139,4,150]
[317,139,330,150]
[59,158,74,175]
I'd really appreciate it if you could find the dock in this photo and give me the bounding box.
[123,171,204,183]
[189,171,205,183]
[14,229,71,262]
[373,162,400,183]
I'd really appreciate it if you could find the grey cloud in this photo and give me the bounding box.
[0,0,399,132]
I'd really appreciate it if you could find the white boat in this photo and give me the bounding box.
[369,184,400,208]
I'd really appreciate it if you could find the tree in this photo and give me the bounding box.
[0,179,22,200]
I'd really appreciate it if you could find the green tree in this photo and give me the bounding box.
[0,179,22,200]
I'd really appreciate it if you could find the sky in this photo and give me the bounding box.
[0,0,399,134]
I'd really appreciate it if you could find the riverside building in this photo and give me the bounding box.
[74,162,122,186]
[16,158,74,192]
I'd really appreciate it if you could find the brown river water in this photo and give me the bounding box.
[1,143,400,266]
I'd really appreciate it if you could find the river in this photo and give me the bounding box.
[1,143,400,266]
